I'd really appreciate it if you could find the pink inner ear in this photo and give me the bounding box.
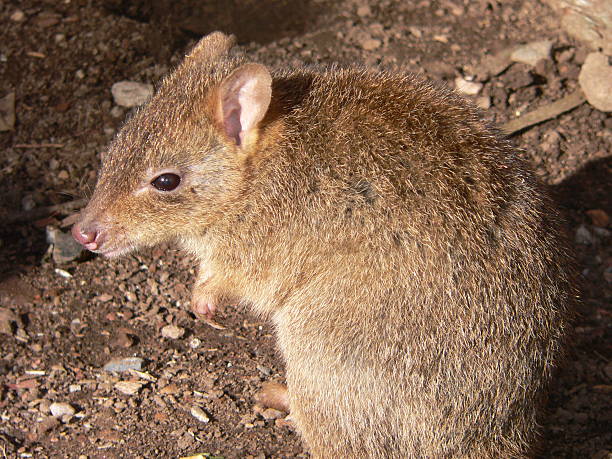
[219,64,272,147]
[223,102,243,145]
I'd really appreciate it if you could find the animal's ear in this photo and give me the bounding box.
[187,31,236,62]
[215,63,272,147]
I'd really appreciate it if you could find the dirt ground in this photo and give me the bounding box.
[0,0,610,458]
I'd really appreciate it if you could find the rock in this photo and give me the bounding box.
[511,40,552,67]
[103,357,144,372]
[356,5,371,17]
[96,293,113,302]
[49,402,75,418]
[586,209,610,228]
[10,10,25,22]
[454,77,483,95]
[476,96,491,110]
[360,38,381,51]
[575,224,595,245]
[261,408,285,420]
[54,268,73,278]
[0,92,15,131]
[69,384,82,393]
[190,405,210,423]
[115,380,145,395]
[579,53,612,112]
[542,0,612,54]
[21,194,36,211]
[46,226,84,264]
[111,81,153,108]
[408,26,422,38]
[161,324,185,339]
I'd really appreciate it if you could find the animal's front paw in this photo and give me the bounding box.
[191,289,217,318]
[255,381,290,413]
[191,285,226,329]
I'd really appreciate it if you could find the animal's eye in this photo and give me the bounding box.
[151,173,181,191]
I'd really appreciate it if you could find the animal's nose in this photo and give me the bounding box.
[71,222,104,251]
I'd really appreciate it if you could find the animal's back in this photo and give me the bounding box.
[230,67,576,458]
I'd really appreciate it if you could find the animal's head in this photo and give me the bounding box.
[72,32,273,257]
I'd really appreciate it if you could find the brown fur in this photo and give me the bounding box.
[73,32,576,458]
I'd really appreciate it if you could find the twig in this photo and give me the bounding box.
[501,89,586,136]
[5,198,87,224]
[14,143,65,148]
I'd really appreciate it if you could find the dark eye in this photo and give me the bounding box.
[151,173,181,191]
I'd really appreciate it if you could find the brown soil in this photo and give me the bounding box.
[0,0,610,458]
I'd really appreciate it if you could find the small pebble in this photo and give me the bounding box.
[46,225,84,264]
[97,293,114,302]
[161,324,185,339]
[476,96,491,110]
[10,10,25,22]
[356,5,371,17]
[55,268,73,278]
[261,408,285,420]
[511,40,552,66]
[49,402,75,418]
[586,209,610,228]
[190,405,210,423]
[408,26,422,38]
[579,52,612,112]
[575,224,594,245]
[115,380,145,395]
[454,77,483,95]
[360,38,381,51]
[103,357,144,372]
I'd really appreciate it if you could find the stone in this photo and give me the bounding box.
[356,5,371,17]
[360,38,381,51]
[10,10,25,22]
[190,405,210,423]
[579,53,612,112]
[454,77,483,95]
[543,0,612,55]
[111,81,153,108]
[161,324,185,339]
[49,402,75,418]
[103,357,144,372]
[575,224,594,245]
[46,226,84,264]
[115,380,145,395]
[511,40,552,67]
[586,209,610,228]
